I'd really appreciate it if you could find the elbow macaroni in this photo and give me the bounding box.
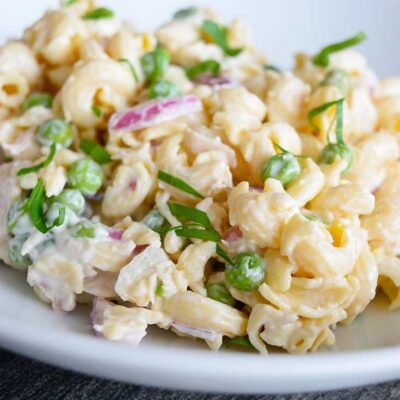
[1,1,399,355]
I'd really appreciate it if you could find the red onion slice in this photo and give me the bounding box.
[109,95,203,132]
[195,76,237,89]
[222,226,243,243]
[108,228,123,240]
[171,322,219,342]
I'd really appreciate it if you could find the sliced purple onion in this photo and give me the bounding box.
[195,76,237,89]
[108,228,123,240]
[90,297,109,331]
[109,95,203,132]
[222,226,243,243]
[171,322,219,341]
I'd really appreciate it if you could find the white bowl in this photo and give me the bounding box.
[2,264,400,394]
[1,0,400,394]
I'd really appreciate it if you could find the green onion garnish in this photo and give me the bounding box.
[25,179,65,233]
[186,60,221,80]
[201,20,243,57]
[174,226,221,242]
[17,143,57,177]
[79,139,111,165]
[118,58,139,83]
[173,7,197,19]
[91,105,102,118]
[157,170,204,199]
[23,93,53,112]
[264,64,281,73]
[63,0,78,7]
[307,98,345,137]
[167,202,221,242]
[312,32,367,68]
[226,336,256,351]
[216,244,234,265]
[82,7,114,20]
[168,202,213,228]
[155,281,164,297]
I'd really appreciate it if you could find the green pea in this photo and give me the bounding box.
[173,7,197,19]
[206,283,235,306]
[225,252,266,292]
[261,153,301,187]
[320,143,353,174]
[23,93,54,112]
[142,209,167,231]
[71,220,107,239]
[141,48,170,82]
[67,159,104,196]
[320,69,351,96]
[50,189,85,215]
[148,80,181,99]
[8,235,31,270]
[7,199,34,236]
[38,118,74,148]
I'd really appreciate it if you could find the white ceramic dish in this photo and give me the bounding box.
[2,264,400,394]
[1,0,400,394]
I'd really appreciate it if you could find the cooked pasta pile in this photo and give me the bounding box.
[1,0,400,354]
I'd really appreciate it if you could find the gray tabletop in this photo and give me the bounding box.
[1,349,400,400]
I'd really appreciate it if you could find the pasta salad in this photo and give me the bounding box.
[0,0,399,355]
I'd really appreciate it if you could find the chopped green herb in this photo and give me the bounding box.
[226,336,256,351]
[312,32,366,68]
[148,79,181,99]
[63,0,78,7]
[307,98,345,135]
[174,226,221,242]
[82,7,114,20]
[311,98,354,174]
[25,178,64,234]
[173,7,197,19]
[50,207,66,229]
[216,244,234,265]
[168,202,213,229]
[157,170,204,199]
[166,202,221,242]
[79,139,111,165]
[17,143,57,176]
[303,213,323,222]
[91,105,102,118]
[201,20,243,57]
[23,93,53,111]
[118,58,139,83]
[186,60,221,80]
[155,281,164,297]
[75,225,95,238]
[264,64,281,73]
